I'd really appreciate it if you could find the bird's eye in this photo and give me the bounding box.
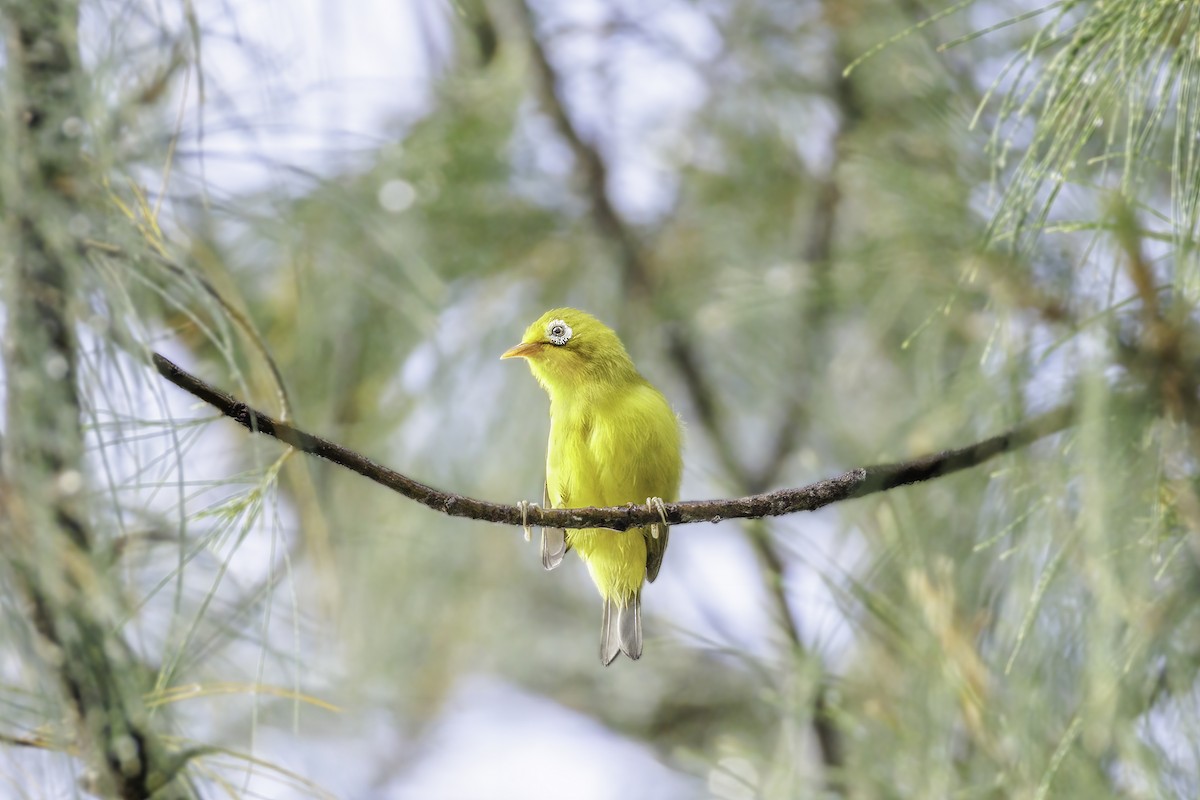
[547,319,572,346]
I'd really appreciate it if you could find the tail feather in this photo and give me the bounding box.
[619,594,642,661]
[600,597,621,666]
[600,594,643,666]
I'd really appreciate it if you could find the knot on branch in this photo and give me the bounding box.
[231,403,253,429]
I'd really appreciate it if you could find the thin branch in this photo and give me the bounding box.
[83,238,294,421]
[0,731,52,750]
[153,352,1074,531]
[515,0,654,298]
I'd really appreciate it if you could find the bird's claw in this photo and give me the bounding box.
[517,500,539,542]
[647,497,668,539]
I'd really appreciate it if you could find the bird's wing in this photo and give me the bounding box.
[588,383,676,582]
[540,481,568,570]
[645,526,668,583]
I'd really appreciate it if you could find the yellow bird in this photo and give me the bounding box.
[502,308,682,665]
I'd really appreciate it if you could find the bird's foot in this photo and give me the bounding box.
[516,500,539,543]
[646,497,669,540]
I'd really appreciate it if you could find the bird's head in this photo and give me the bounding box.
[501,308,638,397]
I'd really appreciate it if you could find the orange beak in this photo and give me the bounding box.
[500,341,545,360]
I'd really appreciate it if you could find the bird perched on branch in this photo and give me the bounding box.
[502,308,682,665]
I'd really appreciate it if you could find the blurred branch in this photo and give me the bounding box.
[659,82,849,770]
[1111,202,1199,426]
[0,2,191,796]
[516,0,652,298]
[665,330,746,480]
[893,0,981,102]
[85,237,339,609]
[153,352,1075,530]
[520,0,851,774]
[664,37,859,764]
[0,731,52,750]
[84,238,294,421]
[746,16,861,495]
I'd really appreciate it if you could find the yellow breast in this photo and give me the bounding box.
[546,382,682,605]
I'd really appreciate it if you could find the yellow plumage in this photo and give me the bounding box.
[502,308,682,664]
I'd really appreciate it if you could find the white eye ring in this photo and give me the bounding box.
[547,319,572,346]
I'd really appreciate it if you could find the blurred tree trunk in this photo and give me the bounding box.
[0,2,191,797]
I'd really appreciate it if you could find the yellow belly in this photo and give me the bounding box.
[546,382,682,609]
[568,527,649,605]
